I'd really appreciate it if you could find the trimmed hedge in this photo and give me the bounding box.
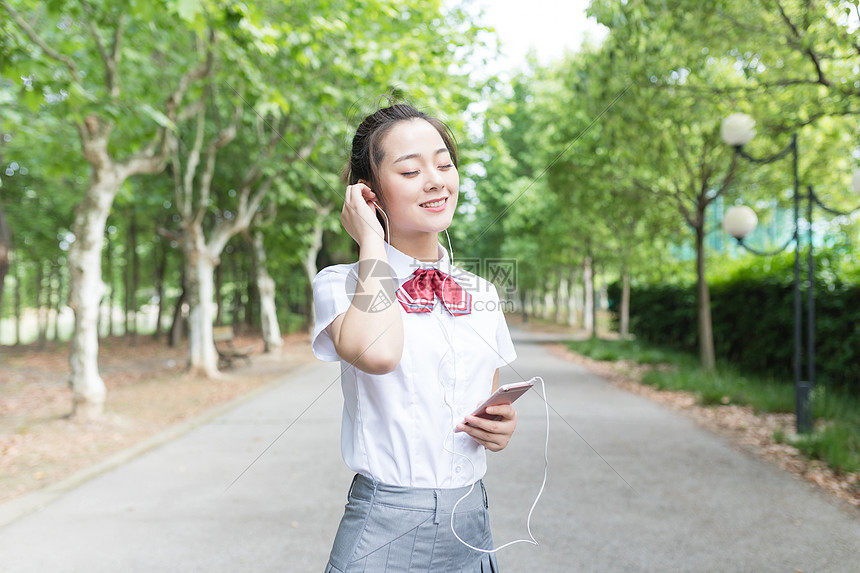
[611,263,860,393]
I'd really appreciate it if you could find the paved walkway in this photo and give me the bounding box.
[1,327,859,572]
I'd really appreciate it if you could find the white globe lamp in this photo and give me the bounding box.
[721,113,757,147]
[723,205,758,240]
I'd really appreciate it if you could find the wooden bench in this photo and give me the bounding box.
[212,325,254,369]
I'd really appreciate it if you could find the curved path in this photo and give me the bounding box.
[1,327,858,572]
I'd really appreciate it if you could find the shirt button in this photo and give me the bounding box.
[455,466,462,474]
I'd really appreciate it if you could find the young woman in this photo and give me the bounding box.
[312,102,518,572]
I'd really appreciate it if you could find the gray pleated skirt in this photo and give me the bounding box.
[324,474,500,573]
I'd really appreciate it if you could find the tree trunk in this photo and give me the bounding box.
[13,256,21,345]
[183,231,219,377]
[620,270,631,339]
[107,230,118,337]
[0,253,6,344]
[591,263,599,339]
[214,257,224,326]
[168,279,186,348]
[152,240,167,340]
[583,255,594,335]
[0,193,11,319]
[303,214,326,331]
[123,229,130,337]
[567,267,579,328]
[230,253,242,332]
[695,225,716,370]
[36,261,47,348]
[252,231,282,353]
[67,175,118,419]
[56,262,67,341]
[542,280,553,321]
[556,272,568,324]
[48,262,61,342]
[519,289,528,323]
[591,261,603,338]
[0,270,5,344]
[245,261,257,330]
[128,210,139,345]
[98,239,106,338]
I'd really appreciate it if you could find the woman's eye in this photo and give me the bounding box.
[439,163,454,170]
[401,170,419,177]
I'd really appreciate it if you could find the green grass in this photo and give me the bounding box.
[799,388,860,474]
[641,367,795,413]
[567,337,694,366]
[793,422,860,474]
[567,337,860,476]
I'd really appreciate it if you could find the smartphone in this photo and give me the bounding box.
[457,379,535,429]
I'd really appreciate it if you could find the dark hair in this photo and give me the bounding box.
[344,102,459,214]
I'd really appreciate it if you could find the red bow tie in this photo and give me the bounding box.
[396,268,472,316]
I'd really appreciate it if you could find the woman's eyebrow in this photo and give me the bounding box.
[393,148,450,164]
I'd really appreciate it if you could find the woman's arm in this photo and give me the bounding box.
[327,184,404,375]
[456,369,518,452]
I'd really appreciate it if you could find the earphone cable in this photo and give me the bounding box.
[448,375,549,554]
[432,271,549,554]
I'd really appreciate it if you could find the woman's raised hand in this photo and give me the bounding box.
[341,183,385,247]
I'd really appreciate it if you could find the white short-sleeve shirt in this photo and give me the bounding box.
[312,243,517,489]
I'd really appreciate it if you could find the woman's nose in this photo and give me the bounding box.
[424,169,445,191]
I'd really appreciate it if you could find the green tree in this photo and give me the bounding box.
[590,0,860,122]
[2,0,213,416]
[587,0,860,368]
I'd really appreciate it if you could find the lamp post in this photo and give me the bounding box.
[720,113,860,434]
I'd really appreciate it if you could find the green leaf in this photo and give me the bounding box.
[66,81,97,106]
[173,0,201,23]
[138,103,176,131]
[22,88,42,112]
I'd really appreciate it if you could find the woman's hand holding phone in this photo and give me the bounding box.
[341,183,384,247]
[455,381,534,452]
[456,404,517,452]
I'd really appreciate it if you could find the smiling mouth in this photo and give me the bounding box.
[420,198,446,208]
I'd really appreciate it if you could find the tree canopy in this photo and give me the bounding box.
[1,0,858,405]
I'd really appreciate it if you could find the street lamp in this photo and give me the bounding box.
[720,113,860,434]
[722,205,757,241]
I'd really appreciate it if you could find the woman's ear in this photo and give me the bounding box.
[358,180,388,234]
[358,179,383,207]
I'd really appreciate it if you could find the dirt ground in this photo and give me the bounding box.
[0,332,315,504]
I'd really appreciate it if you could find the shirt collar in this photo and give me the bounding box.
[386,242,452,280]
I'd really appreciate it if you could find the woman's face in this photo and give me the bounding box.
[374,119,459,242]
